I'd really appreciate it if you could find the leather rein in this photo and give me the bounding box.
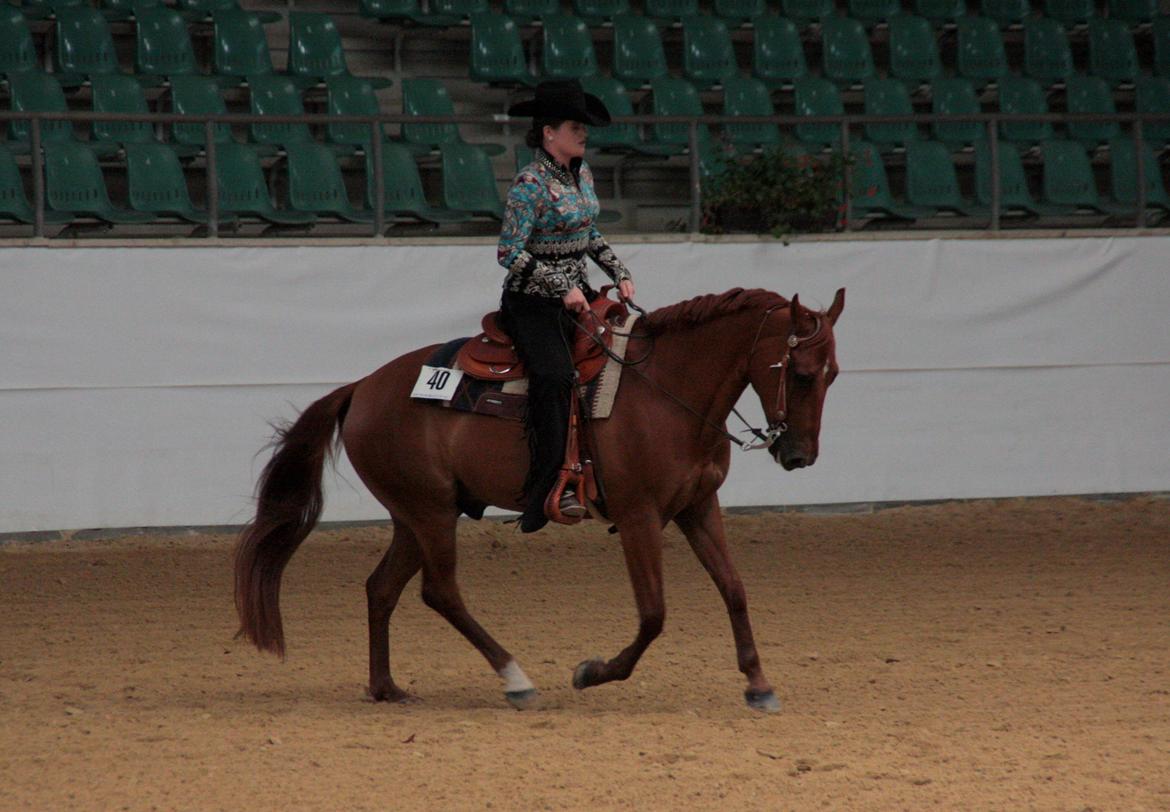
[574,300,826,451]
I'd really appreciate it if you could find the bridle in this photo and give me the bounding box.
[574,299,828,452]
[736,304,827,451]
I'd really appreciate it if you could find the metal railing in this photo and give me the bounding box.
[2,108,1168,238]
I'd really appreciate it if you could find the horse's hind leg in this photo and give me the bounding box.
[412,513,540,709]
[366,520,424,702]
[674,493,779,713]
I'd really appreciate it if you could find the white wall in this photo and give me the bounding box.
[2,237,1168,533]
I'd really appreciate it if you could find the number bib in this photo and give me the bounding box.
[410,365,464,401]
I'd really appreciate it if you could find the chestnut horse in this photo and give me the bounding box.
[234,287,845,712]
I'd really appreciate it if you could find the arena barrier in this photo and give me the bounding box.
[2,236,1168,533]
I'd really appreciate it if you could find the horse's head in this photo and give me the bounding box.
[746,288,844,470]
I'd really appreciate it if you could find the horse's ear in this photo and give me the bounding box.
[826,287,845,326]
[789,294,805,329]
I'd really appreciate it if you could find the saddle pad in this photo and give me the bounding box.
[413,314,640,421]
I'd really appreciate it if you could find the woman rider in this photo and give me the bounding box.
[498,80,637,533]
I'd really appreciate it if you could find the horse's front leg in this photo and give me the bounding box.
[572,512,665,691]
[674,493,780,712]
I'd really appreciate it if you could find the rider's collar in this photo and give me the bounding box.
[537,147,581,184]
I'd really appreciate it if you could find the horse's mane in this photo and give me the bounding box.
[640,288,789,335]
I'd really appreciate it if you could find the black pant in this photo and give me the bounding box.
[499,290,575,519]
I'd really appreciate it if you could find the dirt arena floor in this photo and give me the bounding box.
[2,495,1168,811]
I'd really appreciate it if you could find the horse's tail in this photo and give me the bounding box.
[233,381,358,658]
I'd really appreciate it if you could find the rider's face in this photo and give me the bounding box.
[543,120,588,163]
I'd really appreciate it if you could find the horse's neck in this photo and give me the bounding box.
[649,312,759,435]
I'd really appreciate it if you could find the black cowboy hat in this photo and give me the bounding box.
[506,80,611,127]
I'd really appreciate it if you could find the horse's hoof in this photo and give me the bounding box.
[369,685,420,704]
[572,658,605,690]
[745,689,781,713]
[505,688,540,710]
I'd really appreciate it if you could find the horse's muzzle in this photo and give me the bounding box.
[771,441,816,471]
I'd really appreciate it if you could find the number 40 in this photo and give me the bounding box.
[427,369,450,390]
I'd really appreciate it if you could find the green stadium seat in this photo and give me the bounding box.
[401,77,506,156]
[647,76,713,152]
[505,0,561,25]
[125,143,236,225]
[469,12,536,87]
[440,142,504,219]
[974,140,1063,215]
[1154,16,1170,77]
[212,9,293,83]
[1065,75,1119,147]
[645,0,699,24]
[1151,16,1170,76]
[365,143,471,224]
[913,0,966,27]
[578,76,647,151]
[1135,76,1170,146]
[997,75,1053,145]
[53,7,123,80]
[1088,18,1139,86]
[99,0,164,20]
[247,75,315,149]
[713,0,765,25]
[135,7,200,80]
[821,16,876,86]
[721,76,781,151]
[177,0,280,23]
[44,143,155,224]
[1043,0,1094,28]
[888,15,942,87]
[863,77,920,149]
[1040,139,1127,213]
[751,15,807,88]
[325,75,422,155]
[541,14,598,81]
[848,0,903,27]
[19,0,85,21]
[358,0,426,24]
[1107,0,1156,25]
[1022,17,1073,84]
[981,0,1030,28]
[288,13,392,88]
[571,0,630,27]
[780,0,834,25]
[931,77,985,147]
[431,0,491,21]
[905,140,983,215]
[612,14,668,87]
[1,8,38,77]
[213,141,317,225]
[849,140,933,221]
[0,144,73,224]
[956,16,1009,85]
[285,144,376,224]
[793,76,845,147]
[6,72,119,156]
[90,74,156,150]
[169,75,234,147]
[682,15,738,89]
[1108,136,1170,215]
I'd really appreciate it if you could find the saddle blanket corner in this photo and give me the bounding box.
[411,314,639,421]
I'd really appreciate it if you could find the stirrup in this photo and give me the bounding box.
[558,490,587,519]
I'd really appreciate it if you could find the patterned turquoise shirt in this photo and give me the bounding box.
[497,148,632,298]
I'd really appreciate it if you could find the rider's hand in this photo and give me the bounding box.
[618,278,636,302]
[562,286,589,314]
